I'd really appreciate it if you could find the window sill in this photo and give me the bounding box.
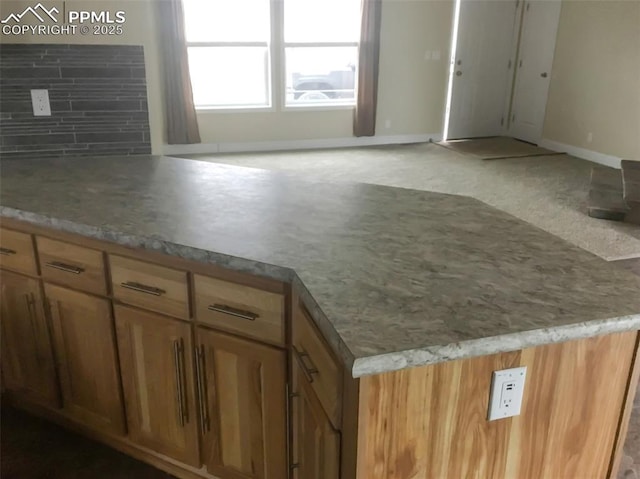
[283,104,355,112]
[195,104,356,114]
[196,106,275,114]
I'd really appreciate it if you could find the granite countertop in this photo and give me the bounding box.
[2,155,640,377]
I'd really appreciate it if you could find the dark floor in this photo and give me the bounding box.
[1,406,175,479]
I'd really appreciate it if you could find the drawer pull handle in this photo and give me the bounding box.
[0,247,17,256]
[294,346,319,384]
[45,261,84,275]
[173,339,188,427]
[121,281,165,296]
[208,304,259,321]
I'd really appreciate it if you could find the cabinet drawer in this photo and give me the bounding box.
[0,228,37,275]
[292,303,342,429]
[194,274,285,346]
[37,237,107,295]
[109,255,189,319]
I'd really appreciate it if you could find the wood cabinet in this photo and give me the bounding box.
[38,237,107,295]
[196,327,287,479]
[0,270,59,407]
[194,274,285,346]
[0,228,38,275]
[109,255,190,320]
[5,221,636,479]
[292,304,342,430]
[114,305,200,466]
[45,283,125,435]
[290,300,344,479]
[291,357,341,479]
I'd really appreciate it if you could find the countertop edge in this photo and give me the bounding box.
[0,207,358,372]
[351,314,640,377]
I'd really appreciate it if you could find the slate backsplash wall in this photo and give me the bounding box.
[0,44,151,160]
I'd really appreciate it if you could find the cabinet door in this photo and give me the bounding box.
[45,284,125,435]
[0,270,59,407]
[196,327,287,479]
[114,305,199,466]
[291,358,340,479]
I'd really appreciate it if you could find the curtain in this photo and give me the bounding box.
[157,0,201,145]
[353,0,383,137]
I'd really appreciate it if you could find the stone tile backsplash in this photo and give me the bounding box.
[0,44,151,160]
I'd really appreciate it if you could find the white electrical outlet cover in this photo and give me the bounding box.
[487,366,527,421]
[31,89,51,117]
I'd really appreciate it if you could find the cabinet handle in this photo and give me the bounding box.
[207,304,259,321]
[25,293,38,349]
[44,261,84,275]
[293,346,319,384]
[121,281,165,296]
[173,339,187,427]
[195,345,210,432]
[286,384,299,473]
[25,293,43,366]
[0,247,17,256]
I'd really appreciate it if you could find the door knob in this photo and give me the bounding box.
[540,72,548,78]
[456,71,462,76]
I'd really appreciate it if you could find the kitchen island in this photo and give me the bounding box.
[1,155,639,479]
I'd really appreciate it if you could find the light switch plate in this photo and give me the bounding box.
[31,89,51,116]
[488,366,527,421]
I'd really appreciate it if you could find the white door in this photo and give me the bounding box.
[509,0,562,144]
[447,0,520,140]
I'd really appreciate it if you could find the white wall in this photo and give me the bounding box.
[543,0,640,161]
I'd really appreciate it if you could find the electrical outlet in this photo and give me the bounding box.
[488,366,526,421]
[587,132,593,143]
[31,89,51,117]
[384,119,391,129]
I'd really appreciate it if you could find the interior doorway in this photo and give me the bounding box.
[443,0,562,145]
[508,0,562,143]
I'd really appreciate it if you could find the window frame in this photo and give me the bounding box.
[184,0,360,112]
[186,41,273,111]
[280,42,359,111]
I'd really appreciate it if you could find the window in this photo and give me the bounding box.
[284,0,360,106]
[183,0,272,108]
[183,0,361,110]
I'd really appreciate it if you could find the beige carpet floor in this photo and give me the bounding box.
[438,136,558,160]
[182,142,640,260]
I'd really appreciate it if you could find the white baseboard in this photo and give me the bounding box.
[163,133,440,156]
[539,139,622,169]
